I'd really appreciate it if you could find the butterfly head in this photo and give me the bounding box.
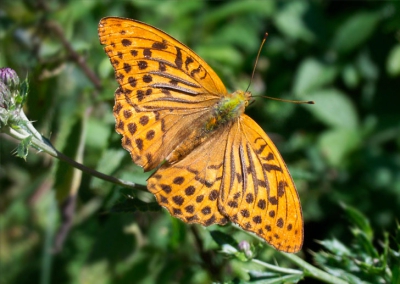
[230,90,252,109]
[221,90,252,116]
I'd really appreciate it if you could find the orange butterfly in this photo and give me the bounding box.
[98,17,303,253]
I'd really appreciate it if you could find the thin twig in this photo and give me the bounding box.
[3,126,144,191]
[44,21,102,90]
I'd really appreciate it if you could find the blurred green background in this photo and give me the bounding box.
[1,0,400,283]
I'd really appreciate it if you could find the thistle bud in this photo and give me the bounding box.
[0,67,20,92]
[0,68,24,128]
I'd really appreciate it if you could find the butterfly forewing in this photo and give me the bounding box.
[113,88,214,170]
[98,17,227,98]
[99,17,227,170]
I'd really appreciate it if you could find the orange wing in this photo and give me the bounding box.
[218,115,303,252]
[98,17,227,170]
[148,115,303,252]
[147,125,232,226]
[99,17,303,251]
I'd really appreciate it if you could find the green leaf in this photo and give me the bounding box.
[332,12,380,54]
[351,228,379,259]
[386,44,400,77]
[91,149,125,190]
[318,128,360,166]
[98,57,114,79]
[85,118,111,149]
[293,58,338,96]
[111,197,161,213]
[16,135,32,160]
[340,203,373,241]
[54,115,85,202]
[202,1,275,27]
[392,266,400,284]
[210,230,239,247]
[79,260,111,284]
[197,45,243,69]
[357,51,378,80]
[273,1,315,42]
[394,222,400,250]
[342,64,360,89]
[317,238,351,256]
[304,89,359,129]
[119,164,150,187]
[211,21,259,54]
[17,76,29,106]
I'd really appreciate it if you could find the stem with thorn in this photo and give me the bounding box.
[2,124,142,191]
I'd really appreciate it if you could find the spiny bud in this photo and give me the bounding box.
[0,67,20,91]
[0,68,24,128]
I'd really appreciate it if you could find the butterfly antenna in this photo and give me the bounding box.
[245,32,269,93]
[259,95,315,104]
[246,33,315,105]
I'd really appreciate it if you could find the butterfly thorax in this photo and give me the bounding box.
[167,90,251,164]
[206,90,251,131]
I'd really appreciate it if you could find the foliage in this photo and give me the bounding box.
[210,204,399,283]
[1,1,399,283]
[312,204,399,284]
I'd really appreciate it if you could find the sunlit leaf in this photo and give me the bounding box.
[387,44,400,76]
[341,203,373,241]
[304,89,359,129]
[273,1,315,42]
[318,238,351,256]
[342,64,359,89]
[318,128,360,166]
[85,117,111,149]
[332,12,380,54]
[293,58,337,96]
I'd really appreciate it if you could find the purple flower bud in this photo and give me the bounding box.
[239,240,254,259]
[239,240,250,252]
[0,67,20,90]
[0,68,27,128]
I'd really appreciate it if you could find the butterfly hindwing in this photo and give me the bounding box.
[218,115,303,252]
[147,126,232,226]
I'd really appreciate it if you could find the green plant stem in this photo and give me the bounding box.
[20,111,44,141]
[3,125,144,191]
[282,253,348,284]
[251,258,303,275]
